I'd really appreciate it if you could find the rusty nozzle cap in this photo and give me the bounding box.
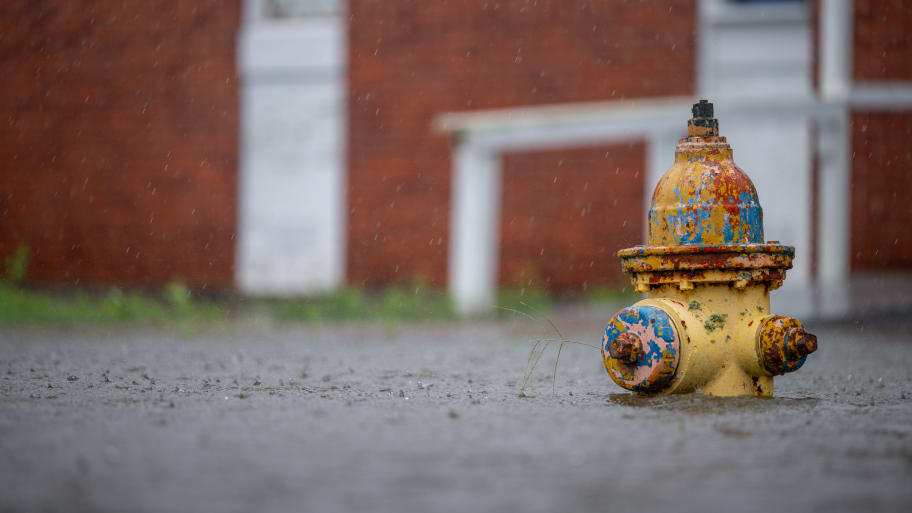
[786,328,818,358]
[608,332,641,364]
[759,316,817,375]
[688,99,719,137]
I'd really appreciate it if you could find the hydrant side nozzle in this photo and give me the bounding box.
[758,316,816,375]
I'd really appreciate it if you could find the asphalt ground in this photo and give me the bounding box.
[2,308,911,513]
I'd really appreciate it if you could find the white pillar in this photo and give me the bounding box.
[237,5,346,295]
[819,0,853,101]
[815,0,852,316]
[448,143,501,315]
[815,110,851,316]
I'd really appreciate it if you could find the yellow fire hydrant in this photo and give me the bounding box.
[601,100,818,397]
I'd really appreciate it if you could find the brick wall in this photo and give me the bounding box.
[0,0,239,289]
[850,112,912,270]
[853,0,912,82]
[347,0,695,290]
[500,143,645,293]
[849,1,912,271]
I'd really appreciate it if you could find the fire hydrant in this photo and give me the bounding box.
[601,100,818,397]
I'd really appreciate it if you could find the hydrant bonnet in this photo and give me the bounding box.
[647,102,764,247]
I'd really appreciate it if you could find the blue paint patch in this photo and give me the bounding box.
[738,191,764,243]
[723,212,735,242]
[662,207,712,245]
[648,191,764,245]
[645,340,663,364]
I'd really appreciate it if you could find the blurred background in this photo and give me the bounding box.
[0,0,910,322]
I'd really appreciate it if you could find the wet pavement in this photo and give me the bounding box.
[1,309,911,513]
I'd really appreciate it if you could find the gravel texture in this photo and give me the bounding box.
[2,309,911,513]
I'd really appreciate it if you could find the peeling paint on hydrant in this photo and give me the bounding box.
[602,100,818,397]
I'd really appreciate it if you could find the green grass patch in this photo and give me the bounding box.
[0,244,586,326]
[0,244,226,326]
[0,282,227,325]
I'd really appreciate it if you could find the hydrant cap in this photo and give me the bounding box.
[647,100,764,247]
[602,305,681,393]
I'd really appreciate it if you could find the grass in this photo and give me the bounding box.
[0,282,638,327]
[0,246,226,326]
[0,244,634,327]
[0,282,460,327]
[501,302,601,397]
[0,245,453,325]
[506,286,639,397]
[0,282,227,326]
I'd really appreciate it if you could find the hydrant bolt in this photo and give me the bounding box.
[608,332,641,364]
[601,99,819,397]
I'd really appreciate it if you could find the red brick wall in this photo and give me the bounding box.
[848,2,912,271]
[853,0,912,81]
[0,1,239,290]
[811,2,912,272]
[347,0,695,289]
[850,112,912,270]
[500,143,645,293]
